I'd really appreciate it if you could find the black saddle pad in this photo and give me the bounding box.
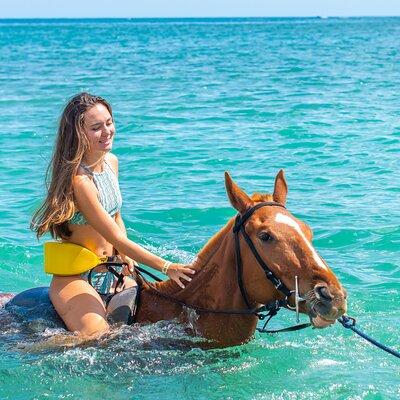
[5,287,66,328]
[5,285,140,328]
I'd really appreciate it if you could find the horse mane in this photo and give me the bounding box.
[151,217,236,295]
[151,192,274,295]
[194,217,234,268]
[194,193,273,265]
[250,192,274,203]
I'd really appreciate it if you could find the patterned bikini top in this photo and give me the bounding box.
[70,159,122,225]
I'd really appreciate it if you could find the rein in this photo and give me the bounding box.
[96,202,399,357]
[135,203,399,358]
[137,201,310,333]
[136,265,268,316]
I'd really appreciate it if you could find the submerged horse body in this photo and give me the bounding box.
[3,171,347,348]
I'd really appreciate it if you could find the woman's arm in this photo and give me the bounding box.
[107,155,129,247]
[72,175,195,287]
[114,211,137,273]
[115,211,127,237]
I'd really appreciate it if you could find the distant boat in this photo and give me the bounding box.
[317,16,329,19]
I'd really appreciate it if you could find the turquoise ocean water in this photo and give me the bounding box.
[0,17,399,399]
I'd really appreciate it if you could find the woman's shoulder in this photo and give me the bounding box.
[106,152,118,163]
[73,164,95,191]
[72,170,93,190]
[75,165,92,180]
[105,152,118,175]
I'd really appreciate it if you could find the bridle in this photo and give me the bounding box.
[96,204,400,358]
[234,202,293,307]
[136,201,311,333]
[232,201,310,332]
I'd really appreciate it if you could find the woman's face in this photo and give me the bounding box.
[83,103,115,153]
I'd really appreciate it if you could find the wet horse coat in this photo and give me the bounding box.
[133,171,347,347]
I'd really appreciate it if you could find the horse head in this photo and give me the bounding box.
[225,170,347,328]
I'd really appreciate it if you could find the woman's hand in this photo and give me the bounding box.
[118,254,137,275]
[166,263,196,289]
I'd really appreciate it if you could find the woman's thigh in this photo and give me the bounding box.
[49,275,109,337]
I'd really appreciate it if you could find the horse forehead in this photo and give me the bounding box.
[274,212,310,238]
[251,206,283,222]
[252,207,297,225]
[275,213,302,231]
[275,212,328,271]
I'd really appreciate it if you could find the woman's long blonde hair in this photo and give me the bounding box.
[31,92,113,239]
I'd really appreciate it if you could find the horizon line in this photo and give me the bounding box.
[1,15,400,20]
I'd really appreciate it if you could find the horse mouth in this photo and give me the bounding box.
[308,304,338,328]
[302,283,347,328]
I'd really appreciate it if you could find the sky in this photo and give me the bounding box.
[1,0,400,18]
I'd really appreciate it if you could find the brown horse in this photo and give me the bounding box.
[134,171,347,347]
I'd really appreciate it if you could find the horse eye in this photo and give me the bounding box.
[259,232,272,242]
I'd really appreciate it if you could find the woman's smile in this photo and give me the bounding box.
[99,137,112,145]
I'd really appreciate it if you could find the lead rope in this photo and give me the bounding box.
[135,201,400,357]
[338,315,400,359]
[136,266,399,358]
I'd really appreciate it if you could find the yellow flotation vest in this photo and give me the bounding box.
[44,242,107,276]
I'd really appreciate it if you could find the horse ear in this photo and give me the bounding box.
[273,169,288,205]
[224,172,252,214]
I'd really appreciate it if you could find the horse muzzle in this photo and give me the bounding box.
[308,283,347,328]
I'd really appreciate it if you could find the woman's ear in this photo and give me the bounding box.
[273,169,288,206]
[224,172,253,214]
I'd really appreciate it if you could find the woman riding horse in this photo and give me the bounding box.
[30,93,196,338]
[9,92,347,348]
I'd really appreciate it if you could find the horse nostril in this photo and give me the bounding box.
[315,285,334,303]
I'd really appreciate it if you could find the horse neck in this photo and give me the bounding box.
[154,217,250,309]
[145,216,280,346]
